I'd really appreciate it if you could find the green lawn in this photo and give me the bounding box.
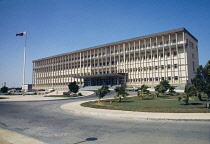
[81,94,210,113]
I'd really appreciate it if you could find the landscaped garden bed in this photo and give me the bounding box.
[81,94,210,113]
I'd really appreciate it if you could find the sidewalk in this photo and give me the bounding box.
[0,91,94,102]
[61,99,210,122]
[0,128,45,144]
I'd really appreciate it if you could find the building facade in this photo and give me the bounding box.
[32,28,199,91]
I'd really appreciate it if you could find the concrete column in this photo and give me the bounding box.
[139,40,141,84]
[90,50,92,75]
[183,31,187,83]
[109,46,111,73]
[134,41,136,84]
[175,33,180,83]
[162,36,166,81]
[113,45,116,73]
[97,49,99,74]
[156,37,159,82]
[128,43,130,84]
[144,39,147,84]
[123,43,126,84]
[150,38,153,84]
[94,49,96,74]
[169,34,173,83]
[105,47,107,74]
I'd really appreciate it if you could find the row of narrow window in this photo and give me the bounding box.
[35,51,178,68]
[129,76,179,82]
[35,48,179,66]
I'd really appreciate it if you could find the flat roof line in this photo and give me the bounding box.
[33,27,197,62]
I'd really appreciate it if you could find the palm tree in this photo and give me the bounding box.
[138,84,149,100]
[168,85,176,95]
[114,86,128,102]
[155,84,165,97]
[184,85,196,104]
[95,85,109,103]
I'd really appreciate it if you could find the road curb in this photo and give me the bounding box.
[61,100,210,122]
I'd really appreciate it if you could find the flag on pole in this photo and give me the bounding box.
[16,32,27,36]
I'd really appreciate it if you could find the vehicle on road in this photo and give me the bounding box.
[126,86,138,91]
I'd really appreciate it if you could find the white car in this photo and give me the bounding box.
[126,86,138,91]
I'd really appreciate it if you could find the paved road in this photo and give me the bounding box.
[0,91,210,144]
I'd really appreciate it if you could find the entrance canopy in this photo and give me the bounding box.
[73,73,128,86]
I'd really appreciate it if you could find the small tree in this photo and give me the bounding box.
[159,80,170,93]
[1,86,8,93]
[96,85,110,103]
[96,88,105,103]
[168,85,176,95]
[101,85,110,94]
[68,81,79,94]
[114,86,128,102]
[155,84,165,97]
[183,85,196,104]
[138,84,149,100]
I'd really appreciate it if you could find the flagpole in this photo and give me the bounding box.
[22,31,27,96]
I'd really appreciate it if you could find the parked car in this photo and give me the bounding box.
[126,86,138,91]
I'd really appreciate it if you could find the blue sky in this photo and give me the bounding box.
[0,0,210,87]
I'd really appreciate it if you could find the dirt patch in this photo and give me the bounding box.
[164,98,177,100]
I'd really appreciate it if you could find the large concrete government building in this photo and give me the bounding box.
[32,28,199,91]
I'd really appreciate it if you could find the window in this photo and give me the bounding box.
[168,77,171,80]
[174,76,178,80]
[173,51,177,56]
[160,42,163,45]
[174,64,178,68]
[155,66,158,70]
[155,54,157,58]
[193,62,195,71]
[173,39,176,43]
[167,65,171,69]
[192,54,194,59]
[155,77,159,81]
[161,77,164,80]
[149,66,152,70]
[154,43,157,46]
[167,53,170,57]
[149,78,153,81]
[161,53,163,57]
[161,65,164,69]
